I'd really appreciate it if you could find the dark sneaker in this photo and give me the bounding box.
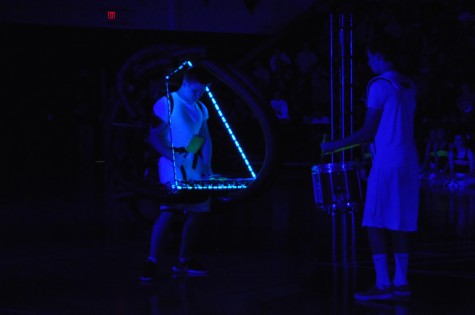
[393,284,411,297]
[354,285,393,301]
[172,260,208,276]
[140,260,157,281]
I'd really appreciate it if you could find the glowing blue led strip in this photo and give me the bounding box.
[205,86,256,179]
[165,60,193,80]
[164,60,256,191]
[164,61,195,189]
[175,179,253,190]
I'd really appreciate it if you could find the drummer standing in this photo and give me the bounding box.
[321,32,419,300]
[140,65,214,281]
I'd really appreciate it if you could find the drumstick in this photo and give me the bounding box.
[324,143,361,155]
[320,134,327,159]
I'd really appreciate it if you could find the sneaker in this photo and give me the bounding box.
[172,259,208,276]
[140,259,157,281]
[354,285,393,301]
[393,284,411,297]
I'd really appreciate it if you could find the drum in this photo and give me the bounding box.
[312,161,364,212]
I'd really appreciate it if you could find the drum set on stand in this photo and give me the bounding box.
[312,161,365,214]
[311,159,367,268]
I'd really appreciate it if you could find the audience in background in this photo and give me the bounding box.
[446,133,475,188]
[251,60,272,92]
[238,1,475,169]
[420,131,475,189]
[268,48,292,93]
[270,89,290,122]
[420,127,450,177]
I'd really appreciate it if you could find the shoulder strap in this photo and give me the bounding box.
[368,73,413,93]
[367,76,395,96]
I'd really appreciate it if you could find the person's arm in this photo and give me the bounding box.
[148,119,186,166]
[149,120,171,159]
[321,107,382,153]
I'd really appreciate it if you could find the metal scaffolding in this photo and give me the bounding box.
[329,4,354,163]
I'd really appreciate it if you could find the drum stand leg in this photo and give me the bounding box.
[330,207,356,267]
[331,207,357,312]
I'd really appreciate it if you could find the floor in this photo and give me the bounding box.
[2,160,475,315]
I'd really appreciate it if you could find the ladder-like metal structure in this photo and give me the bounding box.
[329,3,354,163]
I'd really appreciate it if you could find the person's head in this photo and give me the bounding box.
[179,65,212,103]
[366,33,400,75]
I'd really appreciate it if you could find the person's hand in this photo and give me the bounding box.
[201,164,213,177]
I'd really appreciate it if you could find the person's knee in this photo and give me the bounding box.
[367,227,388,254]
[154,209,181,224]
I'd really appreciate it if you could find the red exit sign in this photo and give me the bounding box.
[107,11,117,21]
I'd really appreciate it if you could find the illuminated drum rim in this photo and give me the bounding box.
[312,161,361,173]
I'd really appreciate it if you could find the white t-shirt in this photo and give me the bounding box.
[153,92,209,149]
[153,92,209,184]
[363,71,420,231]
[367,71,418,167]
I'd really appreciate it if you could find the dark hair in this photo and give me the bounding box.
[367,31,419,75]
[367,33,401,65]
[184,65,213,85]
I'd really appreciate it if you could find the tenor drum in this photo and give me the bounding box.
[312,161,364,212]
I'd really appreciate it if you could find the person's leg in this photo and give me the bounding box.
[390,230,411,295]
[140,210,179,281]
[171,211,209,276]
[367,227,392,289]
[354,227,393,300]
[173,198,211,276]
[148,210,179,261]
[178,212,208,261]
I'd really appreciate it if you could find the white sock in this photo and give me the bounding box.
[372,254,391,289]
[393,253,409,286]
